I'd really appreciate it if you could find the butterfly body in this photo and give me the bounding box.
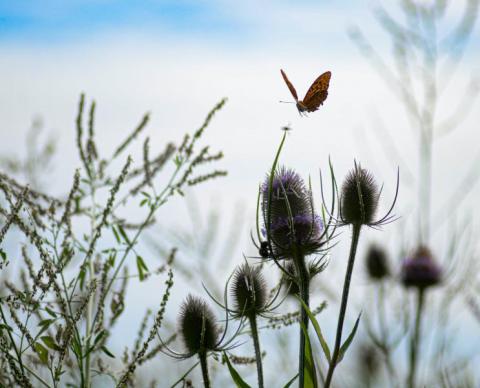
[280,69,331,115]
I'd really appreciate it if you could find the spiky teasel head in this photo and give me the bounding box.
[261,167,312,221]
[161,294,242,361]
[261,166,324,259]
[205,262,284,320]
[401,246,442,289]
[231,263,267,317]
[339,162,398,227]
[365,244,390,280]
[178,295,219,355]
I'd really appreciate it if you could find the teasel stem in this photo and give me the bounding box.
[199,350,211,388]
[249,314,264,388]
[325,224,362,388]
[408,288,425,388]
[293,247,310,388]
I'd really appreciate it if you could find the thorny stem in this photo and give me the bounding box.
[199,351,211,388]
[249,314,264,388]
[293,246,309,388]
[325,224,362,388]
[408,289,425,388]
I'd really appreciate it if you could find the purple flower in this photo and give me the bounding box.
[261,167,324,259]
[401,247,442,289]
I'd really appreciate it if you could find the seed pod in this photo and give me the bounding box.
[178,295,219,354]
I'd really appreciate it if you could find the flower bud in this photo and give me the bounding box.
[401,246,442,289]
[365,244,389,280]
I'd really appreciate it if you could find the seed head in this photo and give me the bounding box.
[231,264,267,317]
[340,165,379,226]
[178,295,219,354]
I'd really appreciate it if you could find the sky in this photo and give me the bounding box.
[1,0,480,385]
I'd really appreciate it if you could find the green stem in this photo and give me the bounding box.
[377,282,398,387]
[0,305,24,375]
[249,315,264,388]
[199,351,210,388]
[294,248,309,388]
[169,361,200,388]
[85,179,97,388]
[408,289,425,388]
[325,224,362,388]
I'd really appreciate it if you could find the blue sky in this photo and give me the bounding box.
[0,0,369,51]
[0,1,242,41]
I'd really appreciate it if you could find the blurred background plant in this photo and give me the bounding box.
[345,0,480,387]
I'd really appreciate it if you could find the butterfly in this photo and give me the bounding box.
[280,69,331,115]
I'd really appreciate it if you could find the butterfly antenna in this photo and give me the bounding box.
[279,100,295,104]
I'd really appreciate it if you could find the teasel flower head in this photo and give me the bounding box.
[205,261,285,320]
[231,263,267,317]
[401,246,442,289]
[365,244,390,280]
[339,162,398,227]
[178,295,219,354]
[160,295,240,360]
[260,166,325,259]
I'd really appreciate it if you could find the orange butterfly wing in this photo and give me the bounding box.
[280,69,299,101]
[302,71,331,112]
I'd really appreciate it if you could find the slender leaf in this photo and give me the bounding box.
[117,225,130,244]
[337,313,362,364]
[111,226,120,243]
[37,320,56,338]
[94,330,106,346]
[283,373,299,388]
[41,336,62,351]
[297,297,331,363]
[45,307,57,318]
[34,342,49,364]
[78,267,86,290]
[101,346,115,358]
[223,352,251,388]
[300,322,318,388]
[136,255,149,281]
